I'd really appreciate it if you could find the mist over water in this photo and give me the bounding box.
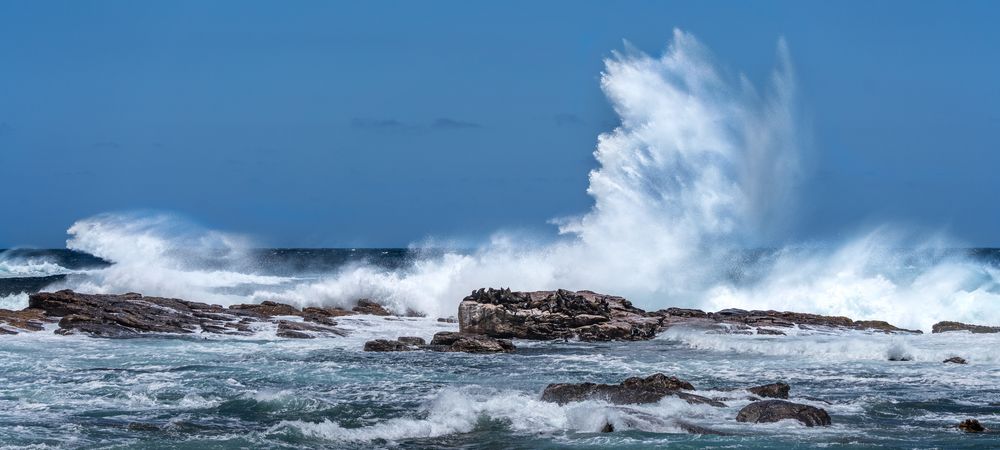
[22,30,1000,331]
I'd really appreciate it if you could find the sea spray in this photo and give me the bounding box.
[38,30,1000,330]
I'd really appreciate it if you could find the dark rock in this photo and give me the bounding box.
[437,317,458,323]
[229,301,300,317]
[541,373,723,407]
[458,288,660,341]
[932,321,1000,334]
[276,320,347,339]
[958,419,986,433]
[944,356,968,364]
[397,336,426,346]
[600,422,614,433]
[430,331,515,353]
[658,308,921,334]
[363,339,412,351]
[23,290,347,338]
[353,299,392,316]
[736,400,831,427]
[756,328,786,336]
[747,382,790,399]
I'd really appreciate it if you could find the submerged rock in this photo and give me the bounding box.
[540,373,724,407]
[958,419,986,433]
[932,321,1000,334]
[458,288,660,341]
[23,290,347,338]
[944,356,968,364]
[747,382,790,399]
[736,400,832,427]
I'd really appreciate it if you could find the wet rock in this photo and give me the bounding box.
[429,331,515,353]
[23,290,347,338]
[756,328,786,336]
[958,419,986,433]
[656,308,921,334]
[0,308,52,334]
[437,317,458,323]
[228,301,300,317]
[397,336,426,346]
[353,299,392,316]
[458,288,660,341]
[276,320,347,339]
[932,321,1000,334]
[944,356,968,364]
[363,339,412,351]
[541,373,724,407]
[736,400,832,427]
[600,422,614,433]
[747,382,790,399]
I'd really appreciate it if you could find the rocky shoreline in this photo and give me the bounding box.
[1,287,997,434]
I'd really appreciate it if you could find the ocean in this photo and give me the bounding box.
[1,248,999,449]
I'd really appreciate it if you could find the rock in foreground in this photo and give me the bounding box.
[736,400,832,427]
[22,290,350,338]
[458,288,660,341]
[541,373,724,406]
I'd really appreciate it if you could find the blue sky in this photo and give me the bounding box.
[1,0,998,247]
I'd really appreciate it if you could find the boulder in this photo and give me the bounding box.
[429,331,515,353]
[397,336,426,346]
[958,419,986,433]
[540,373,724,407]
[353,299,391,316]
[944,356,968,364]
[24,290,347,338]
[932,321,1000,334]
[458,288,660,341]
[736,400,832,427]
[747,382,790,399]
[363,339,412,352]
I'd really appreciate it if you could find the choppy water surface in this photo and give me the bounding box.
[1,315,997,449]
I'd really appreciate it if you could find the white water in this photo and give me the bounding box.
[43,30,1000,331]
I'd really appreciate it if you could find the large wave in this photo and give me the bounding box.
[45,30,1000,331]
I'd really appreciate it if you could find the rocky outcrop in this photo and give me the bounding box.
[656,307,922,334]
[364,339,414,352]
[0,308,52,334]
[364,332,514,353]
[932,321,1000,334]
[429,331,515,353]
[353,299,391,316]
[21,290,348,338]
[457,288,920,341]
[540,373,724,407]
[458,288,660,341]
[958,419,986,433]
[944,356,968,364]
[747,382,790,399]
[736,400,832,427]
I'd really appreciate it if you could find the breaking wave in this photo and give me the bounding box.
[41,29,1000,330]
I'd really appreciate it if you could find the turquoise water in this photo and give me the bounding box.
[1,315,997,449]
